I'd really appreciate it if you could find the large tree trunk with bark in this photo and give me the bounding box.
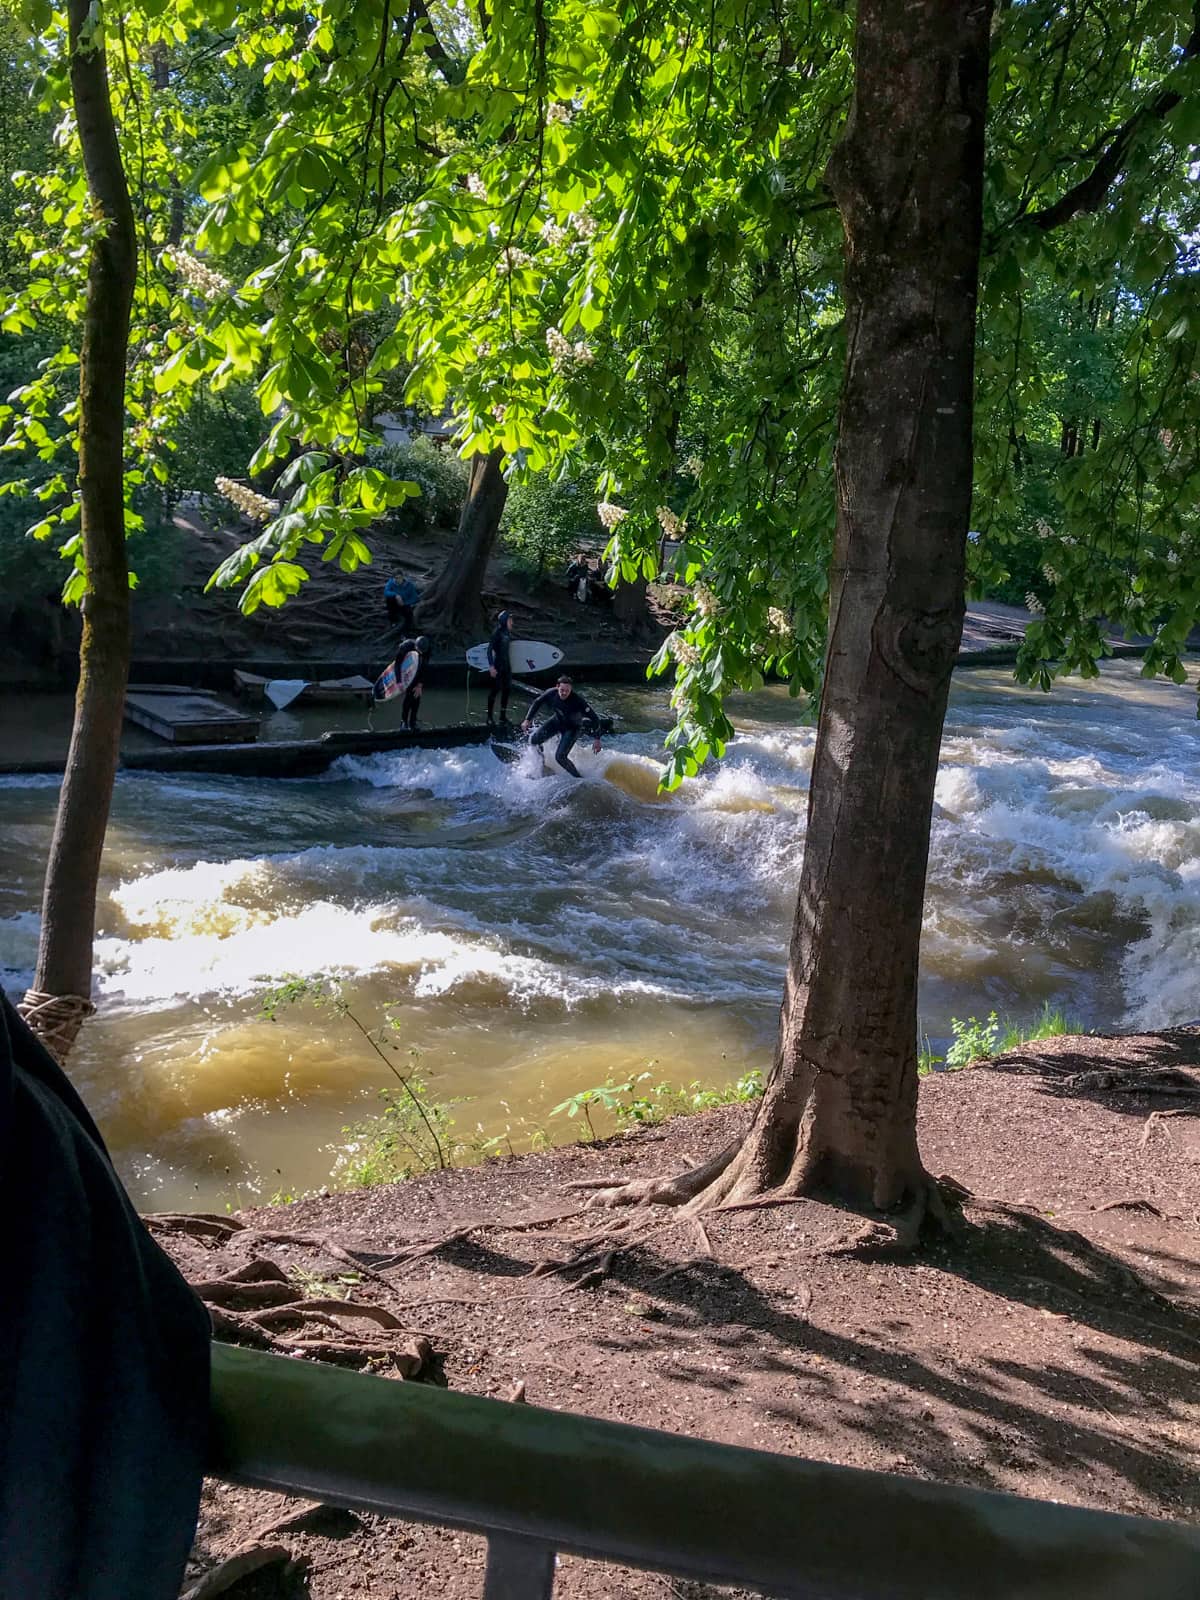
[592,0,993,1229]
[19,0,135,1062]
[416,449,507,637]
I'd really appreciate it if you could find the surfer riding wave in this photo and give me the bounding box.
[522,676,603,778]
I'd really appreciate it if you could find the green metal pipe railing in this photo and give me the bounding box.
[209,1344,1200,1598]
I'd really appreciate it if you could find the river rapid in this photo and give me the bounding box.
[1,661,1197,1211]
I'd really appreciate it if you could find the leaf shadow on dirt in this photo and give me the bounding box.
[570,1203,1200,1510]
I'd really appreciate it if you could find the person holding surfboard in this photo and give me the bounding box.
[486,610,515,728]
[394,634,433,730]
[522,675,603,778]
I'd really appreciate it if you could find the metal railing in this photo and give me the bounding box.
[210,1343,1200,1599]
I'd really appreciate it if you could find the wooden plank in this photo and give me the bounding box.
[125,690,259,746]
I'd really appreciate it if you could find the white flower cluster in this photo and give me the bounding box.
[1042,563,1060,585]
[597,501,627,530]
[656,505,684,538]
[173,250,231,301]
[493,404,507,421]
[496,246,533,276]
[541,218,570,248]
[569,209,598,240]
[546,326,594,371]
[546,102,572,125]
[683,455,703,478]
[215,476,279,522]
[467,173,488,200]
[1035,518,1055,540]
[667,633,701,668]
[1025,592,1044,615]
[693,583,719,620]
[767,606,792,637]
[477,340,492,358]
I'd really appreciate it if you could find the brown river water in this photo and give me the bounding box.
[1,662,1197,1211]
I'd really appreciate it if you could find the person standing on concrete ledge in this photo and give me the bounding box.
[396,635,433,731]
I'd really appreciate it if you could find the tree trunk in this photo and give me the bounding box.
[611,574,655,641]
[19,0,136,1062]
[594,0,993,1227]
[716,0,994,1216]
[416,449,507,637]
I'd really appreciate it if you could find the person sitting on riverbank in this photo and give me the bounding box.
[564,554,588,600]
[486,610,515,729]
[396,635,433,731]
[522,675,603,778]
[384,574,420,633]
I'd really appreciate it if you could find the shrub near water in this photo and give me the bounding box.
[919,1003,1082,1075]
[501,467,605,582]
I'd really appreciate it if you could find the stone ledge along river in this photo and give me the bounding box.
[1,660,1198,1212]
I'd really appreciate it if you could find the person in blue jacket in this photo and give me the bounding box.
[384,574,419,633]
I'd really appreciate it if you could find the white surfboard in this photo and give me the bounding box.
[465,638,564,674]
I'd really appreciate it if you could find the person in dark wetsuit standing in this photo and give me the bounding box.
[522,675,602,777]
[396,635,432,731]
[486,609,514,727]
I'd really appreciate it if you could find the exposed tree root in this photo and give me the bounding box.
[822,1174,968,1258]
[182,1543,295,1600]
[185,1247,440,1374]
[573,1140,741,1211]
[1062,1066,1200,1097]
[144,1212,245,1241]
[1096,1197,1165,1218]
[566,1248,617,1292]
[1141,1109,1195,1148]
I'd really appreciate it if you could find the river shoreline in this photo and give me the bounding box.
[164,1029,1200,1598]
[0,634,1169,780]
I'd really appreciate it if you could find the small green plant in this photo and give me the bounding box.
[551,1068,765,1137]
[945,1012,1001,1067]
[997,1003,1080,1052]
[917,1034,944,1077]
[549,1081,635,1140]
[942,1003,1084,1070]
[288,1266,361,1299]
[335,1074,460,1187]
[259,977,456,1187]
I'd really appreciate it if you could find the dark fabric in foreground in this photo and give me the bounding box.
[0,990,210,1600]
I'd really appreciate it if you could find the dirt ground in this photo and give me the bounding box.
[154,1029,1200,1599]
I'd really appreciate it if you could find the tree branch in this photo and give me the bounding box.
[1024,3,1199,232]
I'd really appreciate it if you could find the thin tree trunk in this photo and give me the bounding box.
[709,0,994,1216]
[19,0,135,1061]
[416,449,507,637]
[595,0,994,1227]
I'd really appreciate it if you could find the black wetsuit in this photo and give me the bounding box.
[526,686,601,777]
[486,621,513,723]
[396,638,431,730]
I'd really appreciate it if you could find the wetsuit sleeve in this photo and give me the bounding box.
[579,696,601,736]
[526,688,554,720]
[486,633,498,669]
